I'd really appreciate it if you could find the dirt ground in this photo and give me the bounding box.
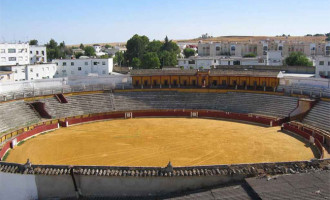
[6,118,316,167]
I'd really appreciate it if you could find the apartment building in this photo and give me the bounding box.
[0,63,57,81]
[53,58,113,77]
[178,56,265,69]
[315,56,330,78]
[29,45,47,64]
[0,43,30,66]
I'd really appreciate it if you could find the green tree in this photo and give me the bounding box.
[84,46,96,56]
[159,51,177,67]
[125,34,149,64]
[100,54,109,59]
[46,39,64,60]
[79,43,85,50]
[146,40,163,53]
[132,57,141,69]
[183,48,195,58]
[243,53,256,58]
[104,44,111,49]
[75,52,83,59]
[141,52,160,69]
[29,39,38,45]
[285,52,313,66]
[114,51,124,66]
[161,36,180,54]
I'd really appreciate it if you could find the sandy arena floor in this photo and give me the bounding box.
[6,118,316,166]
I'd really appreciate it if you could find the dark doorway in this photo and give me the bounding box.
[192,80,196,86]
[164,80,169,86]
[212,80,217,86]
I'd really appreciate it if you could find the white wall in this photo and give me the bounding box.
[0,43,29,66]
[315,56,330,78]
[0,172,38,200]
[53,58,113,77]
[29,45,47,64]
[26,63,57,80]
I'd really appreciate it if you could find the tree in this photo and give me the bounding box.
[161,36,180,54]
[183,48,195,58]
[75,52,83,59]
[159,51,177,67]
[114,51,124,66]
[84,46,96,56]
[326,37,330,41]
[46,39,65,60]
[243,53,256,58]
[146,40,163,53]
[29,39,38,45]
[100,54,109,59]
[80,43,85,50]
[125,34,149,64]
[47,39,58,49]
[105,44,111,49]
[285,52,313,66]
[141,52,160,69]
[132,57,141,69]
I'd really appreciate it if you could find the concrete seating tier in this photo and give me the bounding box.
[37,93,115,119]
[0,100,40,133]
[113,91,298,118]
[302,101,330,132]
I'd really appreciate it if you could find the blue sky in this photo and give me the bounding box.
[0,0,329,45]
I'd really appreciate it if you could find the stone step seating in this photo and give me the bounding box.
[302,101,330,132]
[0,100,41,134]
[37,93,115,118]
[112,92,297,118]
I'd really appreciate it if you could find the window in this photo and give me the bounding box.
[78,67,82,71]
[85,62,88,65]
[63,62,67,66]
[263,46,268,51]
[9,57,16,61]
[36,73,39,77]
[319,61,324,65]
[278,46,283,50]
[55,62,58,66]
[102,61,106,65]
[30,68,33,72]
[36,51,39,55]
[328,61,330,66]
[8,49,16,53]
[30,51,32,54]
[71,62,74,66]
[214,59,216,63]
[42,51,45,55]
[231,46,236,51]
[216,47,220,51]
[102,70,106,74]
[93,62,98,65]
[62,70,67,73]
[0,49,5,53]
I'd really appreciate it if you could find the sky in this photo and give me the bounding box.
[0,0,329,45]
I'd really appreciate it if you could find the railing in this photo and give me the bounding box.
[0,83,132,102]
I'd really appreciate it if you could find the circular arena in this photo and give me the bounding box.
[5,118,316,166]
[0,80,329,199]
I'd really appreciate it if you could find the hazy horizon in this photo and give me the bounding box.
[0,0,329,45]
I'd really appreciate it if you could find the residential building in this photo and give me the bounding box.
[93,44,106,57]
[266,51,283,66]
[178,56,265,69]
[0,43,29,66]
[72,48,85,55]
[0,63,57,81]
[0,71,14,82]
[105,46,127,57]
[315,56,330,78]
[29,45,47,64]
[53,58,113,77]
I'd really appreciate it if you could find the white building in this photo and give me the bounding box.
[0,43,29,66]
[53,58,113,77]
[29,45,47,64]
[266,51,283,66]
[178,56,265,69]
[315,56,330,78]
[93,45,106,57]
[0,63,57,81]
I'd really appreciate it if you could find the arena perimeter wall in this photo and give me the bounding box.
[0,110,328,199]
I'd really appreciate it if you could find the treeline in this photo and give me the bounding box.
[115,34,180,69]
